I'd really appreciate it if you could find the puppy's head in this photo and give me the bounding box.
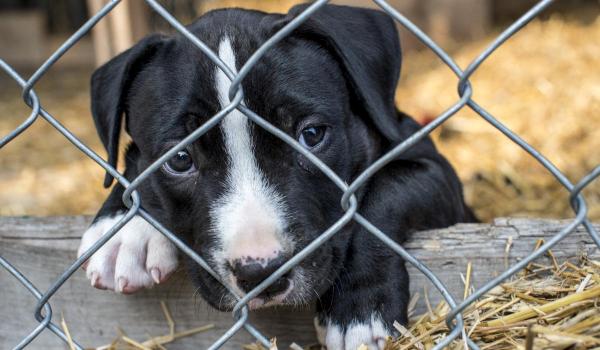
[90,4,403,310]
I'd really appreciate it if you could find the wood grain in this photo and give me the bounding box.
[1,216,598,349]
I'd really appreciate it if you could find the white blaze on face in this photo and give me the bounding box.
[211,36,290,263]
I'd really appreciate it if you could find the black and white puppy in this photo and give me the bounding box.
[78,4,474,349]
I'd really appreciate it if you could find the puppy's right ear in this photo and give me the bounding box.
[91,34,165,188]
[275,4,403,143]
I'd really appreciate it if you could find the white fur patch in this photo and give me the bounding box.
[325,322,344,349]
[323,314,389,350]
[78,214,178,293]
[211,36,291,262]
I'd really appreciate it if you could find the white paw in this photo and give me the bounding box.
[78,213,178,294]
[320,315,389,350]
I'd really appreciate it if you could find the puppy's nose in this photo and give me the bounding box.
[232,255,289,294]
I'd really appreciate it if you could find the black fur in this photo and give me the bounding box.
[90,3,475,338]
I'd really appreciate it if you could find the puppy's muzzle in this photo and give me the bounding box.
[230,255,290,296]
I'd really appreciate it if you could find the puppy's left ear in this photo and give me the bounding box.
[278,4,402,141]
[90,34,166,187]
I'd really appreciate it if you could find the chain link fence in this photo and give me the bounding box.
[1,0,599,349]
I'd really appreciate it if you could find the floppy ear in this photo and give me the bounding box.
[280,4,402,142]
[90,34,165,188]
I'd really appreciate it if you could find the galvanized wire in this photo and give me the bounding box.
[1,0,599,349]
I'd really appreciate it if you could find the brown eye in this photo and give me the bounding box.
[164,150,196,175]
[299,126,327,148]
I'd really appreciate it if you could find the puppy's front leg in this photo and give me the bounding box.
[78,145,178,293]
[316,254,409,350]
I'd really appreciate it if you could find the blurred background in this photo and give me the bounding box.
[0,0,598,221]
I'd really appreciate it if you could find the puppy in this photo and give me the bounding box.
[78,4,474,349]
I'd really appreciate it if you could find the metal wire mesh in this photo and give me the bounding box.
[1,0,599,349]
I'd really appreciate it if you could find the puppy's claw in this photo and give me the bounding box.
[117,277,128,294]
[151,268,161,284]
[90,272,100,288]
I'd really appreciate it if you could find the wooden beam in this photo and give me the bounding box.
[1,217,598,349]
[107,0,134,55]
[87,0,143,66]
[87,0,113,66]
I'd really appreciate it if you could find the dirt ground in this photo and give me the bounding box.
[0,9,598,222]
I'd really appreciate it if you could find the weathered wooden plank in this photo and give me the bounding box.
[1,217,598,349]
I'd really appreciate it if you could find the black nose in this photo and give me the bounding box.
[232,256,289,295]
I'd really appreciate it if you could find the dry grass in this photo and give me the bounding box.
[245,251,600,350]
[396,12,600,222]
[390,253,600,349]
[0,67,106,215]
[0,8,598,222]
[63,301,214,350]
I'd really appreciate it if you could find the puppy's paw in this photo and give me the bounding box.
[321,315,389,350]
[78,213,178,293]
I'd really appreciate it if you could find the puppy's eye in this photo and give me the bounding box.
[163,150,196,175]
[299,125,327,148]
